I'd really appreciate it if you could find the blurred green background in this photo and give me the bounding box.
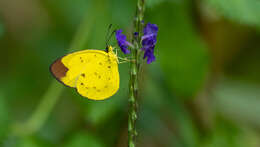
[0,0,260,146]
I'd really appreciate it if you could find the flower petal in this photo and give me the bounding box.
[141,23,158,64]
[115,29,131,54]
[143,23,158,36]
[143,46,155,64]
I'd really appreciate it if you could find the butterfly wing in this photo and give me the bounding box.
[50,50,119,100]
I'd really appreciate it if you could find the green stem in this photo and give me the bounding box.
[11,11,94,137]
[128,0,145,147]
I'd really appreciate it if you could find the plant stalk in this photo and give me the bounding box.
[128,0,145,147]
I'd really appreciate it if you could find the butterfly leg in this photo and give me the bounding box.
[115,47,118,56]
[118,60,129,64]
[118,57,134,61]
[118,57,135,64]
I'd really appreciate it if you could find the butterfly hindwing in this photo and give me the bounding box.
[50,49,119,100]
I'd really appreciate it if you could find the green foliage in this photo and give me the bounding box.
[64,132,105,147]
[0,0,260,146]
[202,118,247,147]
[0,92,9,141]
[146,0,169,7]
[213,80,260,126]
[206,0,260,28]
[0,22,4,38]
[142,68,200,146]
[147,1,209,98]
[15,137,47,147]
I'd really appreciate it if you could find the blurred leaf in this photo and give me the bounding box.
[110,0,135,26]
[148,1,209,98]
[213,79,260,127]
[201,118,250,147]
[40,0,91,31]
[85,98,122,125]
[201,117,260,147]
[0,91,9,141]
[241,128,260,147]
[0,22,4,38]
[141,63,200,147]
[206,0,260,28]
[146,0,176,8]
[64,132,105,147]
[17,140,39,147]
[13,136,50,147]
[225,42,260,84]
[138,104,182,146]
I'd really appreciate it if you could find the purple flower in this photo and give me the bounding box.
[115,29,131,54]
[143,46,155,64]
[141,23,158,64]
[143,23,158,37]
[134,32,139,37]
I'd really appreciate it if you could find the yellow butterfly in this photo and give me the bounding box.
[50,46,119,100]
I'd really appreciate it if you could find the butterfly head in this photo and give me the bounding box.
[106,45,114,53]
[106,45,118,62]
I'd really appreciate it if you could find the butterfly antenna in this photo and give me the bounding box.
[105,24,113,47]
[107,29,116,44]
[105,28,117,52]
